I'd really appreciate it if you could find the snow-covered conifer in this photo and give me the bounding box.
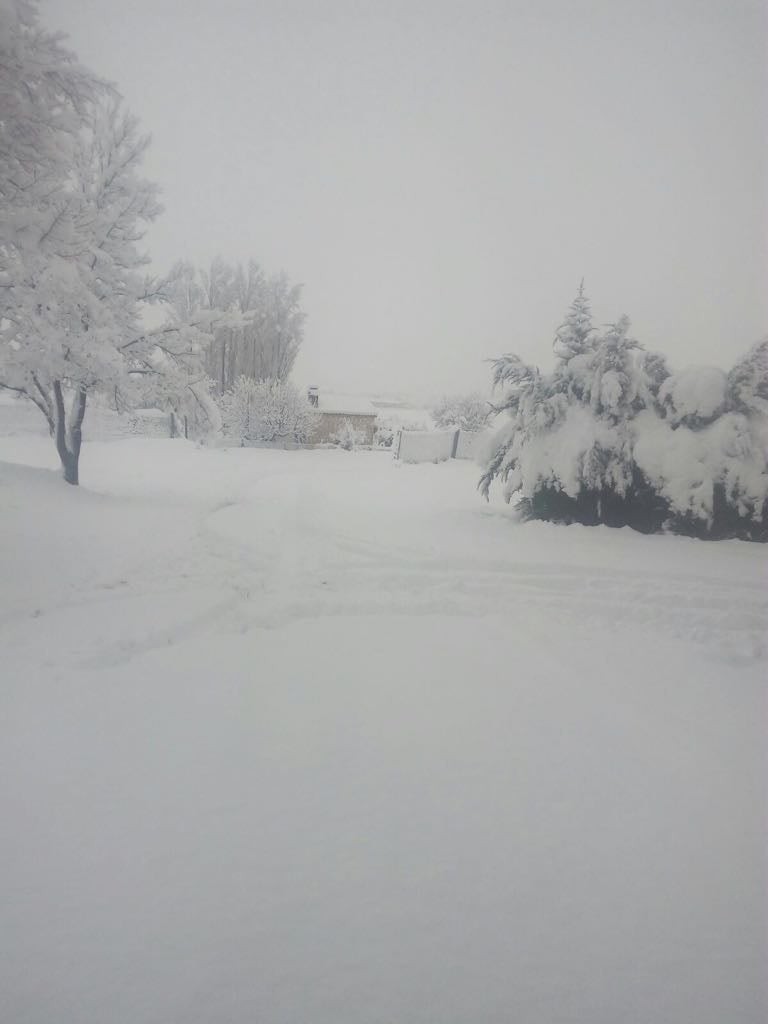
[553,279,596,361]
[480,287,768,539]
[728,338,768,416]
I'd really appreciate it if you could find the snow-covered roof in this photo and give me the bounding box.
[316,393,377,417]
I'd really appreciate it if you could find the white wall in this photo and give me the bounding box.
[396,429,457,464]
[454,430,490,461]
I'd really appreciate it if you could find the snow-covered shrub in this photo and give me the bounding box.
[480,286,768,540]
[432,393,492,432]
[220,377,319,443]
[374,422,396,447]
[332,419,366,450]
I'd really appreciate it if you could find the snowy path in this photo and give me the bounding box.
[1,437,766,1023]
[4,436,762,666]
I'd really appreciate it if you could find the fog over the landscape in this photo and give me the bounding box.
[42,0,767,397]
[3,3,768,1021]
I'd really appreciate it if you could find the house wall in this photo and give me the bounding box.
[313,412,377,445]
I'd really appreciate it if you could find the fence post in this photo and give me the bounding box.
[451,429,460,458]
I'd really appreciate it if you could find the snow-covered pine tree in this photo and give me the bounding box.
[635,351,768,539]
[553,279,596,362]
[728,337,768,417]
[480,287,768,539]
[478,354,550,499]
[485,306,673,529]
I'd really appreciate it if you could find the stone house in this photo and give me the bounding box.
[307,388,377,444]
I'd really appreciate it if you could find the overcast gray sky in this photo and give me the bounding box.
[45,0,768,398]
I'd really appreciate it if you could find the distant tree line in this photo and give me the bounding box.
[480,285,768,541]
[166,259,305,394]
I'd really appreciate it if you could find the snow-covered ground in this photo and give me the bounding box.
[1,430,766,1023]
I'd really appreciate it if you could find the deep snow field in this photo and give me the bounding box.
[1,426,766,1023]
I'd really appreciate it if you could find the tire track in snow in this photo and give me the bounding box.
[200,491,767,660]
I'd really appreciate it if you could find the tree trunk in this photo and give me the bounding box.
[53,381,87,486]
[60,448,80,485]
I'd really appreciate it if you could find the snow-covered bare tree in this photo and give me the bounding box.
[220,376,257,441]
[0,3,223,481]
[432,393,493,432]
[1,99,200,481]
[220,378,319,444]
[0,1,106,215]
[166,259,305,394]
[0,0,105,480]
[249,272,305,382]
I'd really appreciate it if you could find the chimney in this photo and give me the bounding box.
[308,386,319,407]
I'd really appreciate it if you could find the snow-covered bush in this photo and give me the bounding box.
[433,393,492,432]
[332,419,366,451]
[220,378,319,443]
[480,286,768,541]
[374,422,396,447]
